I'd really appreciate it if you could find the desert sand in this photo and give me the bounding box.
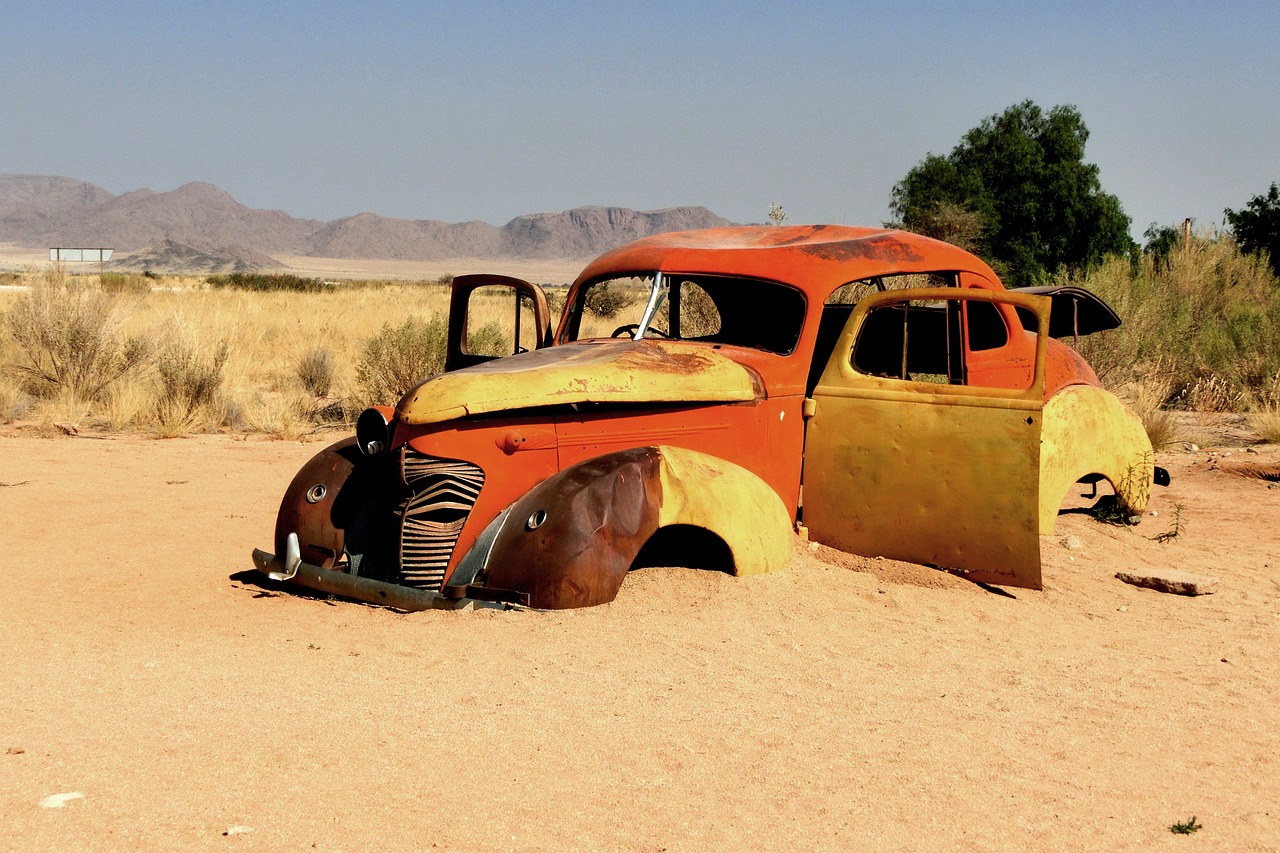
[1,430,1278,851]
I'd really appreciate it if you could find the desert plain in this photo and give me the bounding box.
[1,413,1277,851]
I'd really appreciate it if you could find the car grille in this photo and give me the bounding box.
[399,450,485,589]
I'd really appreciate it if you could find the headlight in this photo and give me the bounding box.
[356,407,393,455]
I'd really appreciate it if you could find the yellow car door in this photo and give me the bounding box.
[802,288,1051,589]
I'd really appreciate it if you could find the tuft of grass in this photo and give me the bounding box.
[1169,816,1202,835]
[1249,403,1280,443]
[242,390,313,440]
[356,316,447,405]
[295,346,335,397]
[4,267,151,400]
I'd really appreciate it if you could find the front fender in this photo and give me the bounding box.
[449,445,794,609]
[274,437,404,579]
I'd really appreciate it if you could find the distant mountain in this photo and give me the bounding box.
[0,174,733,269]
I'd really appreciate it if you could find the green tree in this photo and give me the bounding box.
[1225,183,1280,279]
[889,100,1134,286]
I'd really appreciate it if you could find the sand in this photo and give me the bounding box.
[1,432,1277,850]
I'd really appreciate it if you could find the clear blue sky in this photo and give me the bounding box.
[3,1,1277,239]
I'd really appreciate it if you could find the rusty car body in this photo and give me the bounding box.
[253,225,1163,609]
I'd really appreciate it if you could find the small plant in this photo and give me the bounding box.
[1151,503,1185,544]
[1169,816,1202,835]
[768,202,788,225]
[356,316,447,404]
[295,346,335,397]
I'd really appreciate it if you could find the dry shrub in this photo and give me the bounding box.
[0,375,31,422]
[466,321,510,358]
[242,390,313,440]
[296,346,335,397]
[153,337,231,435]
[4,267,150,400]
[356,317,447,405]
[583,283,634,319]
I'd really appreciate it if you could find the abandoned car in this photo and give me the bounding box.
[252,225,1164,609]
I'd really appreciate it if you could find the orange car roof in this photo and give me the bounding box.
[574,224,1002,296]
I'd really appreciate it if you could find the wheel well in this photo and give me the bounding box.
[630,524,735,574]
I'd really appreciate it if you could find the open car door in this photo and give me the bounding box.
[445,274,553,372]
[802,287,1051,589]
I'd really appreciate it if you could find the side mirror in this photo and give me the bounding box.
[445,274,552,372]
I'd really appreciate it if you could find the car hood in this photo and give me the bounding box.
[395,339,764,425]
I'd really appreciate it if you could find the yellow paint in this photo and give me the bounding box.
[653,446,794,577]
[396,340,760,425]
[801,288,1051,589]
[1039,385,1153,532]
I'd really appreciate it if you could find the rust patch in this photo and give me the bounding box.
[480,447,665,609]
[796,231,926,265]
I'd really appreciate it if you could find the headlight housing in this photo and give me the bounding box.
[356,407,393,455]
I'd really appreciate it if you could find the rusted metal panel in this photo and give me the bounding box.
[397,339,761,426]
[459,446,793,609]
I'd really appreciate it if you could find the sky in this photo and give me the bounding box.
[2,1,1278,240]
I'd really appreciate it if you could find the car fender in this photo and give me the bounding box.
[448,445,794,609]
[1039,385,1154,533]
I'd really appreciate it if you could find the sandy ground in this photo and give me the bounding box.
[1,431,1278,851]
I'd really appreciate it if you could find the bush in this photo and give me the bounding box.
[207,272,334,292]
[584,283,634,319]
[1067,232,1280,410]
[295,346,335,397]
[466,321,510,358]
[356,316,447,404]
[155,338,231,429]
[4,267,150,400]
[100,272,152,294]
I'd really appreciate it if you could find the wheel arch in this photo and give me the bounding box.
[1039,384,1155,533]
[450,445,794,609]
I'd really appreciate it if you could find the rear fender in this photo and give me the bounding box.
[1040,385,1155,532]
[449,445,794,609]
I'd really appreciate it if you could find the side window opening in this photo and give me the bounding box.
[810,273,958,393]
[851,299,964,385]
[965,300,1009,351]
[461,285,543,357]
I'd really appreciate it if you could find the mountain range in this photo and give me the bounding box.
[0,174,733,272]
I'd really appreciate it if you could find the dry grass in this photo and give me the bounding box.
[2,247,1276,439]
[1249,404,1280,444]
[1070,232,1280,409]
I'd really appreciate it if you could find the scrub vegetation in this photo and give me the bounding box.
[1,225,1277,442]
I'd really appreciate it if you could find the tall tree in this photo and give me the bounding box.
[1225,183,1280,279]
[889,100,1134,286]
